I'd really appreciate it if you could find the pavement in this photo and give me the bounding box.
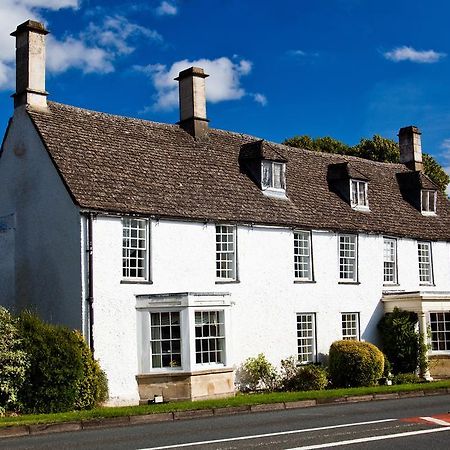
[0,387,449,440]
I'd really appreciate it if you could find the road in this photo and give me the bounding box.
[1,395,450,449]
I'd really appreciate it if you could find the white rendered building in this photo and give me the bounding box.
[1,21,450,405]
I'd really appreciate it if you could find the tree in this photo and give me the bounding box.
[283,134,449,192]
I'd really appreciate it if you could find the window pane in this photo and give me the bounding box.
[150,312,182,369]
[294,231,312,280]
[418,242,433,284]
[383,238,397,283]
[342,313,359,340]
[297,313,316,363]
[339,235,357,281]
[195,310,225,365]
[273,163,283,189]
[262,161,272,188]
[430,312,450,351]
[122,218,148,279]
[216,225,236,280]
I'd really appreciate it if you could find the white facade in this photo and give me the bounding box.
[87,214,450,403]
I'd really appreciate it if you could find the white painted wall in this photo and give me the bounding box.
[0,106,82,329]
[90,215,450,404]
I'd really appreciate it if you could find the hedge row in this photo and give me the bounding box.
[0,307,108,415]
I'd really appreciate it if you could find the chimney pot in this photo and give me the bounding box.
[11,19,49,109]
[175,66,209,139]
[398,126,423,172]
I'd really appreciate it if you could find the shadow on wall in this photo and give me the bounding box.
[361,301,385,347]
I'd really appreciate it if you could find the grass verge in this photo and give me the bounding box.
[1,380,449,428]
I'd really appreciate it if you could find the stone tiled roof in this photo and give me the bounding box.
[27,102,450,240]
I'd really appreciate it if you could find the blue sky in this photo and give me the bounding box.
[1,0,450,176]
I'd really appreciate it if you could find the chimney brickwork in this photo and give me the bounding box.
[175,67,209,139]
[398,126,423,172]
[11,20,49,109]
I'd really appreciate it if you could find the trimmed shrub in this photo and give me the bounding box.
[281,357,328,391]
[17,312,108,413]
[0,307,28,415]
[377,308,419,374]
[73,331,108,410]
[392,373,421,385]
[329,340,384,387]
[236,353,279,392]
[18,311,84,413]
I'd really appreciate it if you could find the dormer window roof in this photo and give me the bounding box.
[350,179,369,210]
[421,189,437,215]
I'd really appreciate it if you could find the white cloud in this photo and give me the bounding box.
[0,1,161,89]
[384,46,446,64]
[156,1,178,16]
[18,0,79,9]
[47,36,113,74]
[82,15,162,56]
[135,57,263,111]
[252,93,267,106]
[287,49,307,57]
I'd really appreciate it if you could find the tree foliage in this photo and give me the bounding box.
[283,134,449,192]
[377,307,420,375]
[0,307,28,415]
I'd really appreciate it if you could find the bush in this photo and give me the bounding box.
[378,308,419,374]
[236,354,279,392]
[18,311,84,413]
[280,357,328,391]
[0,307,28,415]
[17,312,108,413]
[329,340,384,387]
[392,373,421,385]
[73,331,109,410]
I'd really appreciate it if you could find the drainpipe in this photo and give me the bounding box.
[87,213,95,355]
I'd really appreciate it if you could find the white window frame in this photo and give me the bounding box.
[383,237,397,285]
[294,231,313,281]
[429,312,450,352]
[297,313,316,363]
[350,179,369,210]
[421,190,437,215]
[418,241,433,285]
[341,312,360,340]
[338,234,358,282]
[122,217,149,281]
[195,310,226,365]
[216,225,237,281]
[261,160,286,191]
[150,311,182,370]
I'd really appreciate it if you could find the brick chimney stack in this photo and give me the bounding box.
[398,126,423,172]
[11,20,49,109]
[175,67,209,139]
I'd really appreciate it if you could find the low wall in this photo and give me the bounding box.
[429,355,450,378]
[136,368,235,403]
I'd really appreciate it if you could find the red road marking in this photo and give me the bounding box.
[400,413,450,426]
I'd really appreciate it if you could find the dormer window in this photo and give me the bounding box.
[262,160,286,191]
[421,189,436,214]
[350,179,369,210]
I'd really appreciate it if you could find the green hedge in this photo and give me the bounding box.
[16,311,108,414]
[378,308,420,374]
[280,357,328,391]
[0,307,28,415]
[329,340,384,387]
